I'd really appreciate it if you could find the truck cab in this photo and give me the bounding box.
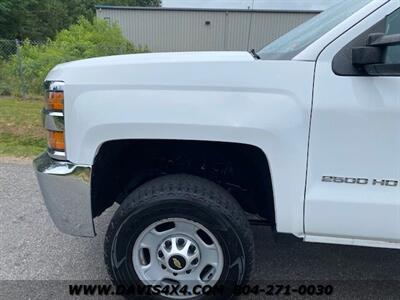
[34,0,400,298]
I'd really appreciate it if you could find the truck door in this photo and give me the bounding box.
[306,6,400,242]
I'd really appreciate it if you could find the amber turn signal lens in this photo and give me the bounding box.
[48,131,65,151]
[46,91,64,111]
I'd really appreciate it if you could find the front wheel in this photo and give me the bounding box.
[104,174,254,299]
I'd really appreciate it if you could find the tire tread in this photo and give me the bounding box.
[105,174,255,292]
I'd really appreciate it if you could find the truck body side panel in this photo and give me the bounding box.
[46,56,315,236]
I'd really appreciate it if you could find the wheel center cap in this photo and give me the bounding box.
[169,255,186,270]
[157,236,201,274]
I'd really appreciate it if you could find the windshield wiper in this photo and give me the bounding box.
[249,49,260,60]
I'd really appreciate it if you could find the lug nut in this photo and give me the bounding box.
[165,240,172,249]
[188,245,196,254]
[177,238,185,247]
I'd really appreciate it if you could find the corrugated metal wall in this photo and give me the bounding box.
[96,7,317,52]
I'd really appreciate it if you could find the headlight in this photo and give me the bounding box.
[45,82,65,111]
[47,131,65,151]
[46,91,64,111]
[43,81,66,160]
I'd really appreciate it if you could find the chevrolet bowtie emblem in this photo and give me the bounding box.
[173,257,182,269]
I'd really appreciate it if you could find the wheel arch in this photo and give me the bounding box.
[91,139,276,227]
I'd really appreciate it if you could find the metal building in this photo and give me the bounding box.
[96,6,319,52]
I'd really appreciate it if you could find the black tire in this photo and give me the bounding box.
[104,174,254,299]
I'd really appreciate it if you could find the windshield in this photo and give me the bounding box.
[258,0,376,60]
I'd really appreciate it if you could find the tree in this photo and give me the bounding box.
[0,0,23,39]
[0,0,11,23]
[0,0,161,41]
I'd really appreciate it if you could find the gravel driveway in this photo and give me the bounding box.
[1,160,400,299]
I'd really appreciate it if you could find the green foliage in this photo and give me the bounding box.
[0,0,161,41]
[2,18,147,96]
[0,59,10,95]
[0,1,11,24]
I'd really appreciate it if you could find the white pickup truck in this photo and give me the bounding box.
[34,0,400,298]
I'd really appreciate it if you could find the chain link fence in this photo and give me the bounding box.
[1,39,45,97]
[0,39,18,59]
[0,39,146,98]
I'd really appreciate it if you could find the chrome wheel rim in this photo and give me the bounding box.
[132,218,224,299]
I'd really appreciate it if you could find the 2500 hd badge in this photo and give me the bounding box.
[322,176,400,187]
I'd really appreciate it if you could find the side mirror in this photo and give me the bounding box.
[352,33,400,76]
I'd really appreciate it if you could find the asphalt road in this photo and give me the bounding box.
[1,160,400,299]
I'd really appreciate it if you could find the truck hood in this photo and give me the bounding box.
[50,51,254,72]
[46,51,256,88]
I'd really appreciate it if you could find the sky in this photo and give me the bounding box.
[162,0,343,11]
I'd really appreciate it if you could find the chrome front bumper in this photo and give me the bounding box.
[33,152,95,237]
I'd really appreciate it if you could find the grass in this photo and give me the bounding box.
[0,96,46,157]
